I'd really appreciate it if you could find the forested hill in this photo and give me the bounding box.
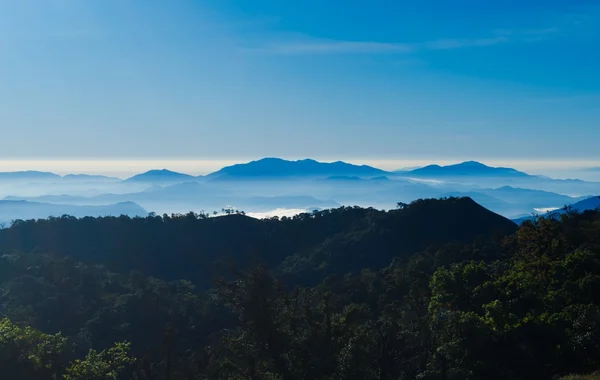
[0,197,516,288]
[2,198,600,378]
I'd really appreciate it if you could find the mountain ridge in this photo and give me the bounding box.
[0,159,591,183]
[207,157,388,179]
[0,197,516,286]
[512,195,600,224]
[0,200,148,225]
[0,171,61,180]
[403,161,530,178]
[125,169,197,183]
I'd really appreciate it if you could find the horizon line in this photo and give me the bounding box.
[0,157,599,180]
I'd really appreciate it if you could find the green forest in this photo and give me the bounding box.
[0,197,599,379]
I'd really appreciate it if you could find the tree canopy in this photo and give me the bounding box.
[0,197,598,379]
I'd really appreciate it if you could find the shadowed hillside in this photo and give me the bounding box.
[1,200,600,379]
[0,197,516,288]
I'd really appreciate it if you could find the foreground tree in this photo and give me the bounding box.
[64,342,135,380]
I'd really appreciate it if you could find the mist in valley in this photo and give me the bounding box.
[1,159,599,227]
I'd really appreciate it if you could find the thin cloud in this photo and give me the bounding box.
[242,21,574,55]
[494,27,559,37]
[249,34,511,55]
[423,36,509,50]
[522,94,600,104]
[255,39,414,54]
[523,27,560,35]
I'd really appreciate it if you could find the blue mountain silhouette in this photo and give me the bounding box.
[207,158,387,179]
[406,161,529,177]
[125,169,196,183]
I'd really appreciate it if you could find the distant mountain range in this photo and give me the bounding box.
[0,171,118,182]
[0,159,592,184]
[207,158,387,180]
[125,169,198,183]
[3,181,340,214]
[118,159,587,185]
[444,186,587,218]
[564,196,600,213]
[0,171,61,181]
[398,161,530,178]
[207,159,538,180]
[464,186,587,207]
[1,158,599,220]
[245,196,340,210]
[512,196,600,224]
[0,200,147,226]
[63,174,120,181]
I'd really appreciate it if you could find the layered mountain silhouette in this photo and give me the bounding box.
[0,171,61,181]
[443,186,587,218]
[0,159,590,184]
[0,160,594,185]
[402,161,530,178]
[125,169,197,183]
[0,200,147,225]
[0,171,118,182]
[446,186,584,207]
[3,181,339,215]
[207,158,387,179]
[2,159,599,220]
[513,195,600,224]
[566,195,600,212]
[62,174,120,181]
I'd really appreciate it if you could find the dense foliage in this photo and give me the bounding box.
[0,197,599,379]
[0,197,516,288]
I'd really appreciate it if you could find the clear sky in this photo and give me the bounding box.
[1,0,599,164]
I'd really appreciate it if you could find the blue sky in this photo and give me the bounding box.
[1,0,599,164]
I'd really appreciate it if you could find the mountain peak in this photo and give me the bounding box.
[408,161,528,178]
[145,169,178,174]
[0,171,61,180]
[126,169,195,183]
[457,161,489,167]
[207,157,387,179]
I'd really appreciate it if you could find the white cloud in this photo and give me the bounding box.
[523,28,560,35]
[240,20,573,56]
[534,207,560,213]
[254,39,414,54]
[247,33,515,55]
[423,36,509,50]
